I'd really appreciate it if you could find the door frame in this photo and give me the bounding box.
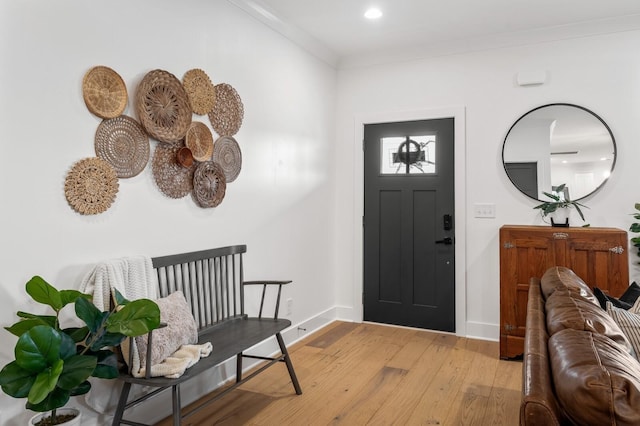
[352,106,467,335]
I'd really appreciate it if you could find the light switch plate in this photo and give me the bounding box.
[474,203,496,218]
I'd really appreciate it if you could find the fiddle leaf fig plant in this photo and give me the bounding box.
[630,203,640,263]
[533,183,589,225]
[0,276,160,424]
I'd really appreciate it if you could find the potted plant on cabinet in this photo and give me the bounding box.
[0,276,160,425]
[533,183,589,227]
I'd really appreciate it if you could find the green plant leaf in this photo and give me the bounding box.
[57,355,96,390]
[26,386,70,413]
[0,361,36,398]
[15,326,61,373]
[90,350,119,379]
[113,288,130,306]
[574,203,586,221]
[69,380,91,396]
[106,299,160,337]
[90,331,125,351]
[5,318,52,338]
[631,223,640,233]
[74,297,106,333]
[25,277,62,311]
[28,359,63,405]
[60,290,90,307]
[62,326,89,344]
[58,332,77,361]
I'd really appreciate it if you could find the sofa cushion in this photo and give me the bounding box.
[549,328,640,426]
[607,302,640,360]
[540,266,598,305]
[545,289,631,353]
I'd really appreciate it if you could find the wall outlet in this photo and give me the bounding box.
[286,298,293,316]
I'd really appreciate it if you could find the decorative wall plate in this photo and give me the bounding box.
[94,115,149,178]
[208,83,243,137]
[82,66,128,119]
[64,157,119,215]
[152,144,195,198]
[136,69,192,144]
[185,122,214,161]
[183,69,216,115]
[193,161,226,208]
[212,136,242,182]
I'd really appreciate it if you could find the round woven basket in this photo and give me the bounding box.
[95,115,149,178]
[183,69,216,115]
[185,122,214,162]
[136,69,192,144]
[64,157,119,215]
[193,161,226,208]
[152,144,195,199]
[208,83,243,137]
[82,66,128,119]
[212,136,242,183]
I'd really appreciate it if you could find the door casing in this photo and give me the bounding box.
[351,106,467,335]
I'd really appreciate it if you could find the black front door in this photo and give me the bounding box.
[363,118,455,332]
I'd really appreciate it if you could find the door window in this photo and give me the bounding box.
[380,135,436,175]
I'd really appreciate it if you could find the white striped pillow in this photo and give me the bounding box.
[607,301,640,360]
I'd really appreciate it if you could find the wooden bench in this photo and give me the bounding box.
[112,245,302,425]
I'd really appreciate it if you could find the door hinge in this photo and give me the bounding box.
[609,246,625,255]
[503,242,514,249]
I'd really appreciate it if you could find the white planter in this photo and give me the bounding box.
[29,408,81,426]
[549,208,570,227]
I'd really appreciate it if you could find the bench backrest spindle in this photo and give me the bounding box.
[152,245,247,331]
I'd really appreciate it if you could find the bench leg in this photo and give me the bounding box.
[172,384,181,426]
[276,332,302,395]
[236,352,243,383]
[112,381,132,426]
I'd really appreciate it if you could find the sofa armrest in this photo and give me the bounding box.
[520,278,567,426]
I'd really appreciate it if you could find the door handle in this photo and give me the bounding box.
[435,237,453,245]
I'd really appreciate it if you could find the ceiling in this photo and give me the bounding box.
[229,0,640,68]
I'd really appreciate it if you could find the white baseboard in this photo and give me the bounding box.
[465,321,500,342]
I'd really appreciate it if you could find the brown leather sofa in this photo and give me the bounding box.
[521,266,640,425]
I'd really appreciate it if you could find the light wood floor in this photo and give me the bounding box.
[156,321,522,425]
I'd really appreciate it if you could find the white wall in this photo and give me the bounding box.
[334,30,640,338]
[0,0,337,423]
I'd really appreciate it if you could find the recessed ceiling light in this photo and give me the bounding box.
[364,7,382,20]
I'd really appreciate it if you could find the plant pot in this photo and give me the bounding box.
[549,209,570,227]
[29,408,81,426]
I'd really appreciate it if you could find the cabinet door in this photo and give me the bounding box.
[500,229,557,359]
[564,230,629,297]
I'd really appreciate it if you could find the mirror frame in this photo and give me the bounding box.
[502,103,617,202]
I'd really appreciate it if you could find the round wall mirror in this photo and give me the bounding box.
[502,103,616,201]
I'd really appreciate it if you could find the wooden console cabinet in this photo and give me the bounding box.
[499,225,629,359]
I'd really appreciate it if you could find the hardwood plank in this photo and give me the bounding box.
[153,322,522,426]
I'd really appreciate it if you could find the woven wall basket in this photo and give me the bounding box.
[64,157,119,215]
[82,66,128,119]
[136,69,192,144]
[183,69,216,115]
[208,83,244,137]
[212,136,242,183]
[95,115,150,178]
[193,161,226,208]
[185,122,214,162]
[152,144,195,199]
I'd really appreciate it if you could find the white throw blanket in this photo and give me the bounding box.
[79,256,213,414]
[79,256,159,414]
